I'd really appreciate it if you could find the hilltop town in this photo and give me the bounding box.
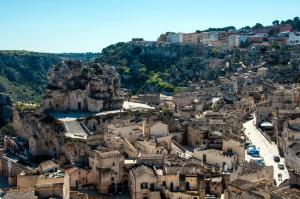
[1,18,300,199]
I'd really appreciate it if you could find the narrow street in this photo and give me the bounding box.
[243,115,289,185]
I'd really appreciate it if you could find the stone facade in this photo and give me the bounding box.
[42,60,123,113]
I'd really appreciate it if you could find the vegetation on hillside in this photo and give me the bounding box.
[96,42,228,94]
[0,51,97,102]
[96,42,300,94]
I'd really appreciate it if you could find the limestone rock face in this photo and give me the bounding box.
[42,60,123,112]
[0,93,13,126]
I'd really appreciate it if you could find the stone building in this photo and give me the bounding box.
[229,162,274,183]
[129,165,160,199]
[143,121,169,138]
[63,167,94,199]
[91,150,124,193]
[42,61,123,113]
[193,148,238,172]
[225,178,273,199]
[281,118,300,170]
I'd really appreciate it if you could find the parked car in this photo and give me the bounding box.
[247,145,260,157]
[278,163,285,170]
[278,173,282,181]
[273,155,280,162]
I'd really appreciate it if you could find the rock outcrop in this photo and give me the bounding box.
[0,93,13,126]
[42,60,123,112]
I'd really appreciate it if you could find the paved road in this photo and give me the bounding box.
[243,115,289,185]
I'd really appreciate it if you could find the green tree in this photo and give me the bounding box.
[272,20,279,26]
[293,17,300,31]
[240,26,251,32]
[252,23,264,29]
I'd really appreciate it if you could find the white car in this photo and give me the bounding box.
[278,163,285,170]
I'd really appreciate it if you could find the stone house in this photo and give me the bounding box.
[206,131,223,150]
[156,157,222,199]
[241,85,264,97]
[234,97,255,120]
[130,94,161,105]
[219,77,238,94]
[208,119,227,133]
[273,109,300,152]
[63,167,94,199]
[281,118,300,170]
[162,100,176,112]
[209,177,223,198]
[17,170,65,198]
[225,178,273,199]
[106,121,144,143]
[193,148,238,172]
[91,150,124,193]
[173,92,200,106]
[135,140,167,155]
[129,165,160,199]
[224,114,242,134]
[256,100,272,126]
[143,121,169,138]
[270,88,299,109]
[229,162,274,183]
[187,119,209,147]
[103,133,124,152]
[159,164,206,194]
[222,134,245,163]
[38,160,59,174]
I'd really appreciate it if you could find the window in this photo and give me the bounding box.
[203,154,207,163]
[162,181,166,187]
[111,177,114,182]
[141,183,148,189]
[112,162,115,166]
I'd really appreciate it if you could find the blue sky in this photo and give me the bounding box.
[0,0,299,53]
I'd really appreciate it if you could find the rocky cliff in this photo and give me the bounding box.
[42,60,123,112]
[0,93,13,127]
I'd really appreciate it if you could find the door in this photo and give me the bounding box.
[78,102,82,110]
[170,182,174,191]
[186,182,190,190]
